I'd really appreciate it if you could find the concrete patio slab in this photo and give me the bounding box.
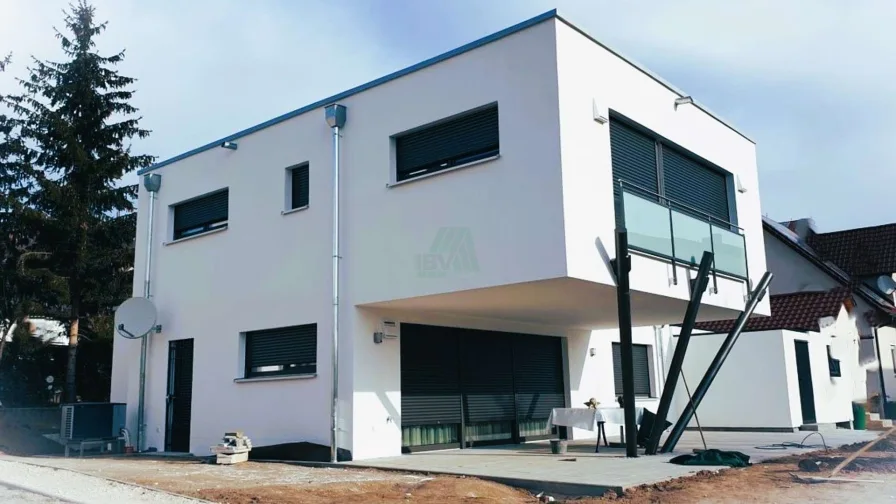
[344,430,880,496]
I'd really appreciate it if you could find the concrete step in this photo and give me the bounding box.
[799,423,838,432]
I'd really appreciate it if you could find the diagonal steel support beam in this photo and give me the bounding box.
[660,271,773,454]
[644,250,714,455]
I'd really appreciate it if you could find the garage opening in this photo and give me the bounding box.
[400,323,566,452]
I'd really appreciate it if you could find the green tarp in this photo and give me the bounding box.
[669,449,752,468]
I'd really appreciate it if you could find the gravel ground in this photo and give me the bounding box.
[0,459,203,504]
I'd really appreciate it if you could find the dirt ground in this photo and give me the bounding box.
[3,426,896,503]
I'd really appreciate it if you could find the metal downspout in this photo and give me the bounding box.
[138,173,161,452]
[874,326,889,419]
[325,104,346,463]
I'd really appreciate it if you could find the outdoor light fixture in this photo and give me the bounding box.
[589,347,597,357]
[674,96,694,110]
[592,98,608,124]
[221,141,238,150]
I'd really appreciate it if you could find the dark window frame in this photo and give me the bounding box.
[287,163,310,211]
[393,103,500,183]
[171,188,229,240]
[827,345,841,378]
[244,323,317,379]
[611,342,653,397]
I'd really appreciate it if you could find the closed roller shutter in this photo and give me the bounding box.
[610,120,659,226]
[400,325,462,426]
[612,342,651,397]
[512,335,565,421]
[173,189,229,239]
[290,164,310,209]
[461,331,516,424]
[245,324,317,378]
[661,146,729,223]
[395,104,499,181]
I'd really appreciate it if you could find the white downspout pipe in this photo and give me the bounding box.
[325,104,346,463]
[137,173,161,452]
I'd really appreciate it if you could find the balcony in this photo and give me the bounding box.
[617,181,749,287]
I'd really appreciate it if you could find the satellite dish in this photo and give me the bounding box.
[876,276,896,296]
[115,297,157,339]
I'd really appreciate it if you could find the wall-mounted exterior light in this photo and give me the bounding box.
[221,141,238,150]
[674,96,694,110]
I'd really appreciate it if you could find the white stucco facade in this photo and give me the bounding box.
[111,12,767,460]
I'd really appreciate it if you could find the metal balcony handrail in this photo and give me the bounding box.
[616,179,743,233]
[615,178,750,289]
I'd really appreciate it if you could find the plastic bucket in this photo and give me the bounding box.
[853,402,867,430]
[550,439,567,454]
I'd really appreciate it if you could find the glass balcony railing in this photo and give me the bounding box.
[618,182,749,281]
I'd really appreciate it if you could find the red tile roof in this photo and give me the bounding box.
[693,288,853,334]
[807,223,896,277]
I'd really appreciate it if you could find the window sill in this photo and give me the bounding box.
[164,226,227,246]
[281,205,309,216]
[234,373,317,384]
[386,154,500,188]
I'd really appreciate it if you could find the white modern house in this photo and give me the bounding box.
[110,10,769,460]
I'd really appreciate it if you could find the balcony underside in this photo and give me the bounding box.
[358,277,747,330]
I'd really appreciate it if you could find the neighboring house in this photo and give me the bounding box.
[111,10,769,460]
[775,219,896,408]
[687,288,860,431]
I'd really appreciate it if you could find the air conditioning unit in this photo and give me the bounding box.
[60,402,126,441]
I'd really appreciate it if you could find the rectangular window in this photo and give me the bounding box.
[891,346,896,376]
[827,345,841,378]
[289,163,310,210]
[612,342,651,397]
[395,103,499,182]
[245,324,317,378]
[172,189,228,240]
[609,116,733,225]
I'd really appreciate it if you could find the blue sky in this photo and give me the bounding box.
[2,0,894,232]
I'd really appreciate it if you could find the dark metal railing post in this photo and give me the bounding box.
[615,228,638,458]
[644,251,714,455]
[667,203,678,285]
[660,271,773,453]
[707,220,719,294]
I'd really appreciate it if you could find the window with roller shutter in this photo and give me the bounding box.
[244,324,317,378]
[394,103,499,182]
[288,163,310,210]
[172,189,229,240]
[609,115,735,226]
[612,342,652,397]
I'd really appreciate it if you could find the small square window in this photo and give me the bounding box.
[827,345,841,378]
[288,163,310,210]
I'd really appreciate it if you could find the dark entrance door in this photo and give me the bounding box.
[794,340,817,424]
[165,339,194,452]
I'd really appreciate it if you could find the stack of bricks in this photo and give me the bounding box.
[210,431,253,465]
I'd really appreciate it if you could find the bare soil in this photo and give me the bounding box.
[4,428,896,503]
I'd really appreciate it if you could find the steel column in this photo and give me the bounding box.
[644,250,714,455]
[615,229,638,458]
[660,271,773,453]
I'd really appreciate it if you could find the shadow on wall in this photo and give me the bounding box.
[566,329,593,401]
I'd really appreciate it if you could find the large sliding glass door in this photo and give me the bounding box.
[400,324,565,452]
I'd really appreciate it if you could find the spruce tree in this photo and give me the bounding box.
[7,1,153,401]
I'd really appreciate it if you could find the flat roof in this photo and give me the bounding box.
[140,9,753,175]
